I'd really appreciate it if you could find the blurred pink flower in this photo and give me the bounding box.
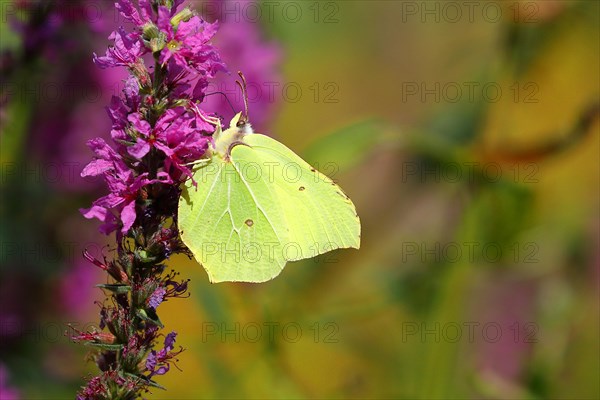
[58,259,103,319]
[0,363,20,400]
[202,0,282,130]
[473,278,537,382]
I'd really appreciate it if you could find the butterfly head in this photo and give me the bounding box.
[211,112,253,159]
[210,72,255,159]
[229,112,253,134]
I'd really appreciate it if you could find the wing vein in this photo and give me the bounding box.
[230,160,284,243]
[188,160,223,235]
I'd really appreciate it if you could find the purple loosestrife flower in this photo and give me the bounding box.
[146,332,182,378]
[115,0,155,26]
[126,107,210,180]
[80,138,171,234]
[77,1,226,397]
[106,76,142,145]
[147,287,167,309]
[157,10,224,76]
[93,27,144,69]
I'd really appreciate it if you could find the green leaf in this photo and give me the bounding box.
[84,343,124,351]
[96,284,132,294]
[136,308,164,328]
[123,372,166,390]
[302,119,394,174]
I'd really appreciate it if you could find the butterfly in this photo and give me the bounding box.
[178,74,360,283]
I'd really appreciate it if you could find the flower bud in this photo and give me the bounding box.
[130,61,151,88]
[141,23,166,54]
[171,7,194,28]
[149,36,166,54]
[142,23,160,41]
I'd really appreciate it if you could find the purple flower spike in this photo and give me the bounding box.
[77,0,281,397]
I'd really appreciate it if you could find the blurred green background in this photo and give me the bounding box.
[1,0,599,399]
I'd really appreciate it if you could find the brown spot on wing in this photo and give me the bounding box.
[299,186,305,191]
[245,219,254,227]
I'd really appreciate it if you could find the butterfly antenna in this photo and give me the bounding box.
[204,91,237,116]
[236,71,249,124]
